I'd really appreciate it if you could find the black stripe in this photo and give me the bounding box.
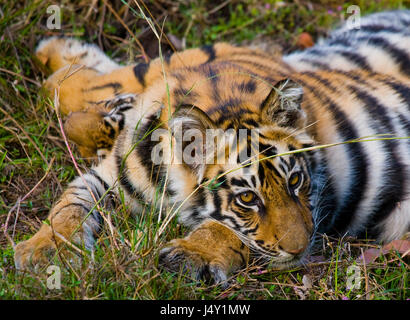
[382,80,410,113]
[58,202,91,214]
[335,70,375,90]
[242,224,258,236]
[87,82,122,92]
[102,120,116,139]
[231,206,248,219]
[64,184,106,225]
[230,178,250,188]
[115,105,133,112]
[193,186,207,208]
[118,117,125,132]
[200,44,216,63]
[115,153,145,202]
[398,114,410,137]
[303,48,327,57]
[173,87,200,100]
[114,136,147,202]
[289,156,296,169]
[58,202,103,227]
[300,58,331,70]
[298,72,369,234]
[193,63,222,105]
[242,118,259,128]
[237,80,257,93]
[216,175,230,189]
[134,114,161,181]
[89,184,102,199]
[189,208,200,222]
[133,62,150,87]
[259,143,277,158]
[312,158,339,235]
[209,189,242,230]
[258,163,266,183]
[398,114,410,150]
[362,36,410,76]
[134,114,176,196]
[88,169,110,190]
[335,50,371,70]
[355,24,401,34]
[347,85,405,229]
[327,37,351,47]
[263,160,282,181]
[207,96,245,114]
[251,176,256,188]
[213,108,253,125]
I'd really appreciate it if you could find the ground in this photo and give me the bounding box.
[0,0,408,300]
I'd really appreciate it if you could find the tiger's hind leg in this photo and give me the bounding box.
[37,39,247,158]
[36,37,120,75]
[36,37,140,115]
[36,37,120,114]
[35,37,142,159]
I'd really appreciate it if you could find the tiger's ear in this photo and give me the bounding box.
[169,105,216,182]
[170,105,216,133]
[261,79,306,129]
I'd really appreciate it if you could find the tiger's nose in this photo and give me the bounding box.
[282,242,308,256]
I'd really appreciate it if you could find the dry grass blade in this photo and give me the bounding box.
[102,0,149,62]
[3,157,55,248]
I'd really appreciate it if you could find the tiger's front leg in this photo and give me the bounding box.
[14,169,111,270]
[159,221,250,287]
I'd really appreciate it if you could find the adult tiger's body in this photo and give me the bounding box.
[15,11,410,284]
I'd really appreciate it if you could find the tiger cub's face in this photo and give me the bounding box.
[207,140,313,265]
[170,79,316,266]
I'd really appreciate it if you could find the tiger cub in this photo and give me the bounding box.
[15,10,410,284]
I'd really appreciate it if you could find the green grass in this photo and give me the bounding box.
[0,0,409,300]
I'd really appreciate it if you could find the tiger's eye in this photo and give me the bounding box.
[289,172,301,188]
[239,192,255,203]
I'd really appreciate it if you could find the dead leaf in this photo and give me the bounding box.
[297,32,314,49]
[382,239,410,256]
[357,239,410,265]
[357,248,381,265]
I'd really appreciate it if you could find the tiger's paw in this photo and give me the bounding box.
[158,239,230,287]
[14,227,81,271]
[102,93,137,110]
[63,93,137,159]
[158,222,249,288]
[14,234,58,271]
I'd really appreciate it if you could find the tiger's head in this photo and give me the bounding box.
[162,78,318,267]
